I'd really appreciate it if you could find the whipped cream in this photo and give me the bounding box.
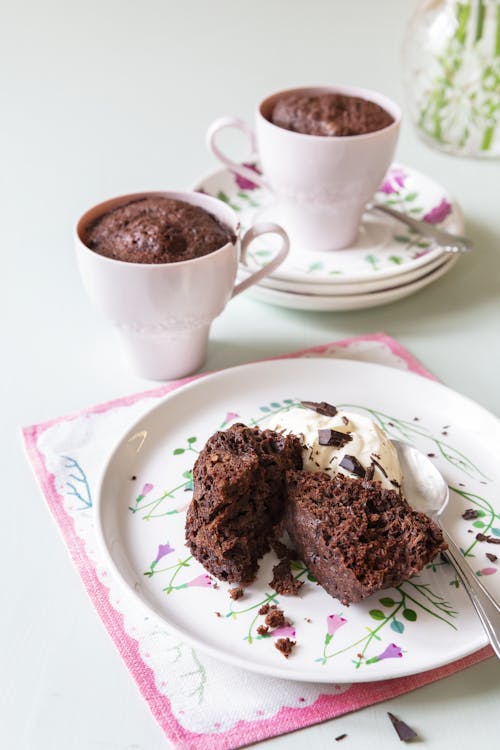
[266,405,402,490]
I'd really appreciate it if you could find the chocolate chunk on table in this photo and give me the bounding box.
[387,712,419,742]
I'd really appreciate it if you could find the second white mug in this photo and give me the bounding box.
[207,86,401,252]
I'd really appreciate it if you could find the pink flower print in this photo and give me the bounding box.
[233,163,261,190]
[379,167,406,194]
[224,411,240,424]
[327,614,347,636]
[270,625,296,638]
[414,248,431,259]
[187,574,213,588]
[423,198,452,225]
[367,642,403,664]
[477,567,497,576]
[154,543,174,565]
[136,482,154,504]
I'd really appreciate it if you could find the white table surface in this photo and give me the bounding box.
[2,0,499,747]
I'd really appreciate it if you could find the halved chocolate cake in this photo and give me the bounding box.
[284,470,446,605]
[185,424,302,584]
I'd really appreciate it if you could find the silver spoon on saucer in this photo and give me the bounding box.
[393,440,500,658]
[368,203,474,255]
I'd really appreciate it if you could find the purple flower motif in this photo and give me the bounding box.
[414,248,432,259]
[327,614,347,636]
[377,642,403,660]
[142,482,154,496]
[423,198,452,225]
[379,167,406,194]
[224,411,240,424]
[186,574,213,588]
[270,625,296,638]
[154,543,174,565]
[233,163,261,191]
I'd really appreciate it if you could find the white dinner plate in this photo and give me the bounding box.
[194,163,464,286]
[95,359,499,683]
[245,254,458,311]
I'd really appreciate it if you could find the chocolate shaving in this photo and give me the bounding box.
[256,625,269,636]
[486,553,498,563]
[335,734,348,742]
[339,454,365,478]
[371,456,388,478]
[342,416,349,426]
[365,463,375,481]
[476,533,500,545]
[300,400,337,417]
[318,428,352,448]
[462,508,479,520]
[427,453,435,458]
[387,712,419,742]
[258,604,270,615]
[391,479,401,489]
[229,587,244,600]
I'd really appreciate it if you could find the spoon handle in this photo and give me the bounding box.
[441,530,500,658]
[368,203,474,254]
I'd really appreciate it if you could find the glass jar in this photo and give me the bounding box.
[403,0,500,157]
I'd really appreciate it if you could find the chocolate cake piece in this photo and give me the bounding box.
[284,471,446,605]
[185,424,302,584]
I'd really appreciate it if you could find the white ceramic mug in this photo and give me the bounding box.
[207,86,401,252]
[75,191,289,380]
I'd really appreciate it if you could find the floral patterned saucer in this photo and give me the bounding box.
[195,163,464,286]
[95,359,499,684]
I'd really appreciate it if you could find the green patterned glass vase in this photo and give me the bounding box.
[403,0,500,157]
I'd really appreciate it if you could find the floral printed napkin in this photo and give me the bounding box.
[23,333,491,750]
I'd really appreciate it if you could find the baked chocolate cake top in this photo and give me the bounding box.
[85,197,235,264]
[270,93,394,137]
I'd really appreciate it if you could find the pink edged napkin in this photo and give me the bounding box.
[22,333,492,750]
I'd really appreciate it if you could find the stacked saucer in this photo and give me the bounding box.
[195,163,463,311]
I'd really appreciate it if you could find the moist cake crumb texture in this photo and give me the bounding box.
[284,470,446,605]
[275,637,296,658]
[185,423,302,585]
[270,93,394,136]
[86,196,234,264]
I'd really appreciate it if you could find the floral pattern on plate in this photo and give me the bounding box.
[95,359,499,683]
[195,163,464,284]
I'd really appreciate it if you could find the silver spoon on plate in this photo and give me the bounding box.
[393,440,499,658]
[368,203,474,255]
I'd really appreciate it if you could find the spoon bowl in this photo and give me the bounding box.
[393,439,449,518]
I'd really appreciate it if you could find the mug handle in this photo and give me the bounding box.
[206,117,271,191]
[231,222,289,298]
